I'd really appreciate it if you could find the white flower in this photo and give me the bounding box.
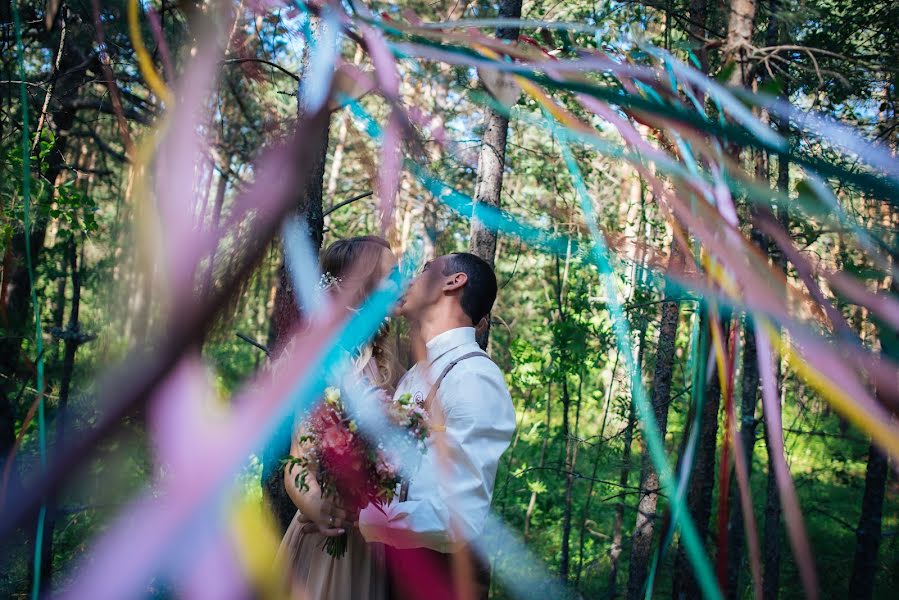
[318,272,341,291]
[324,386,341,407]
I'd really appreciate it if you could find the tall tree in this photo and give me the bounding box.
[847,444,889,600]
[725,313,761,598]
[672,318,728,600]
[625,239,686,600]
[848,113,897,595]
[468,0,523,348]
[724,0,758,86]
[0,3,94,480]
[262,26,334,534]
[607,179,652,595]
[37,233,91,589]
[669,2,726,596]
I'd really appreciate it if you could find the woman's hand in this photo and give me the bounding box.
[298,499,358,537]
[283,438,358,537]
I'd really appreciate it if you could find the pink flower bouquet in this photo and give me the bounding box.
[285,387,429,558]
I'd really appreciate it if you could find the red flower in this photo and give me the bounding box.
[321,423,353,456]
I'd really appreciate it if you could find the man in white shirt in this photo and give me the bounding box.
[360,252,517,600]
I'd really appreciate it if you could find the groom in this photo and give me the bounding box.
[362,252,516,599]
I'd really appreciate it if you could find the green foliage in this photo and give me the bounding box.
[2,0,898,598]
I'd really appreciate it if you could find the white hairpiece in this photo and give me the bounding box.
[318,272,341,291]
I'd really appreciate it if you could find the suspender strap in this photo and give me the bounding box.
[399,351,488,502]
[423,351,488,412]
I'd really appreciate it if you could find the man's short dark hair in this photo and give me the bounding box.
[442,252,497,325]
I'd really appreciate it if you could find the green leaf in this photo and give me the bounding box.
[716,61,737,83]
[527,479,547,494]
[759,78,784,96]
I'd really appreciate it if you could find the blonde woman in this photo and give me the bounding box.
[276,236,401,600]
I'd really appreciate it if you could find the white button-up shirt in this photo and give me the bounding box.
[359,326,516,553]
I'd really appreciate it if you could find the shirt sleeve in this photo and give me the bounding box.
[359,362,516,552]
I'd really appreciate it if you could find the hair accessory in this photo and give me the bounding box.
[318,272,341,291]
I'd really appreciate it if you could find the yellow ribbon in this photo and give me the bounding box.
[703,256,899,460]
[127,0,173,105]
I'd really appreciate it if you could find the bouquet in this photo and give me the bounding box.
[285,386,429,558]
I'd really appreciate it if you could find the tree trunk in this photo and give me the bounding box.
[848,176,897,599]
[720,1,766,596]
[200,160,230,301]
[847,445,888,600]
[687,0,710,72]
[0,31,93,479]
[725,318,760,599]
[626,240,686,600]
[672,319,728,600]
[37,234,86,589]
[761,398,782,600]
[262,26,333,535]
[763,66,790,600]
[560,376,574,583]
[724,0,759,86]
[324,47,364,203]
[611,294,652,597]
[4,22,93,593]
[468,0,522,348]
[608,400,636,598]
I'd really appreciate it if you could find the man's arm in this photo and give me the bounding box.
[359,364,515,552]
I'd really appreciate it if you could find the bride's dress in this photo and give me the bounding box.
[275,359,389,600]
[276,511,387,600]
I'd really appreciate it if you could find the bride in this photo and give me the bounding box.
[276,235,402,600]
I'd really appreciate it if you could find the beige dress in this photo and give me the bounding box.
[276,511,387,600]
[276,358,390,600]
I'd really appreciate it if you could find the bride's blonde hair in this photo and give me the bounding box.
[320,236,403,392]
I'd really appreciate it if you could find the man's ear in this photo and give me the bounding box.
[442,272,468,291]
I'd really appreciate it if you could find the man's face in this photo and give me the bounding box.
[397,256,448,319]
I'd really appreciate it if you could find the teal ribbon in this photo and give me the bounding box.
[556,132,722,600]
[12,0,48,597]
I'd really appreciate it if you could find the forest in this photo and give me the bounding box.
[1,0,897,598]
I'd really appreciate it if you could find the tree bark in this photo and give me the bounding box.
[626,240,686,600]
[763,68,790,600]
[724,0,759,86]
[262,22,334,535]
[37,235,86,589]
[687,0,710,72]
[720,2,767,596]
[848,177,897,599]
[725,318,760,599]
[608,400,636,598]
[324,47,364,203]
[559,376,574,583]
[610,288,652,598]
[468,0,522,348]
[3,19,93,591]
[847,445,888,600]
[726,0,786,581]
[201,160,230,301]
[761,397,782,600]
[672,319,728,600]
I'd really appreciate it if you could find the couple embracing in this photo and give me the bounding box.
[275,236,517,600]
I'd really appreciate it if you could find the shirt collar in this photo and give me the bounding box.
[425,327,476,364]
